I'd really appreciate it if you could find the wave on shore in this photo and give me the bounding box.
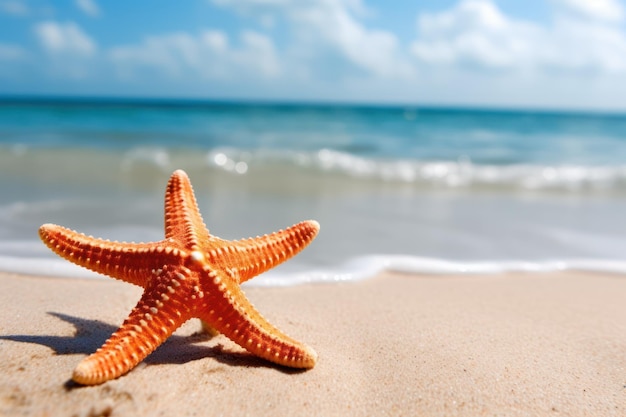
[4,145,626,195]
[4,250,626,287]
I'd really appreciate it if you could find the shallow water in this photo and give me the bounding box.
[3,98,626,284]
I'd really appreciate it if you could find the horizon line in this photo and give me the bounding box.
[1,94,625,117]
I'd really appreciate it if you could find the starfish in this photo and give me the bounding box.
[39,169,319,385]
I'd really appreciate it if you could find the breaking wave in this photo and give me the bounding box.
[5,145,626,195]
[205,147,626,193]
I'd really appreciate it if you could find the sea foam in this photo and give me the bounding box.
[4,145,626,195]
[3,253,626,287]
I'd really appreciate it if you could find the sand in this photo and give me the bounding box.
[0,270,625,416]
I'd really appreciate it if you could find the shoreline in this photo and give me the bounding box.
[1,270,625,416]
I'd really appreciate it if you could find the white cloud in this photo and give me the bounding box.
[411,0,626,74]
[552,0,624,23]
[75,0,100,17]
[109,29,280,79]
[0,0,28,16]
[34,21,96,56]
[543,17,626,73]
[412,0,540,70]
[110,32,209,77]
[236,30,280,76]
[32,21,97,79]
[212,0,414,79]
[297,1,413,78]
[202,31,228,51]
[212,0,371,20]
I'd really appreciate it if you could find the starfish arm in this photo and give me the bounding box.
[163,169,210,248]
[72,268,194,385]
[217,220,320,284]
[198,273,317,369]
[39,224,181,287]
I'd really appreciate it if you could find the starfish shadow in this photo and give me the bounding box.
[0,312,305,380]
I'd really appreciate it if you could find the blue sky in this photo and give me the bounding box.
[1,0,626,110]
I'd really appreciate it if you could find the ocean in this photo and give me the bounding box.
[3,98,626,285]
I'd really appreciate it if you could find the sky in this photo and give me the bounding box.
[1,0,626,110]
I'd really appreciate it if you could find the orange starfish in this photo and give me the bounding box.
[39,169,319,385]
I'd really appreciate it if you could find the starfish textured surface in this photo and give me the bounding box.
[38,169,320,385]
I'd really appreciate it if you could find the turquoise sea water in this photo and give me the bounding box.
[3,98,626,284]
